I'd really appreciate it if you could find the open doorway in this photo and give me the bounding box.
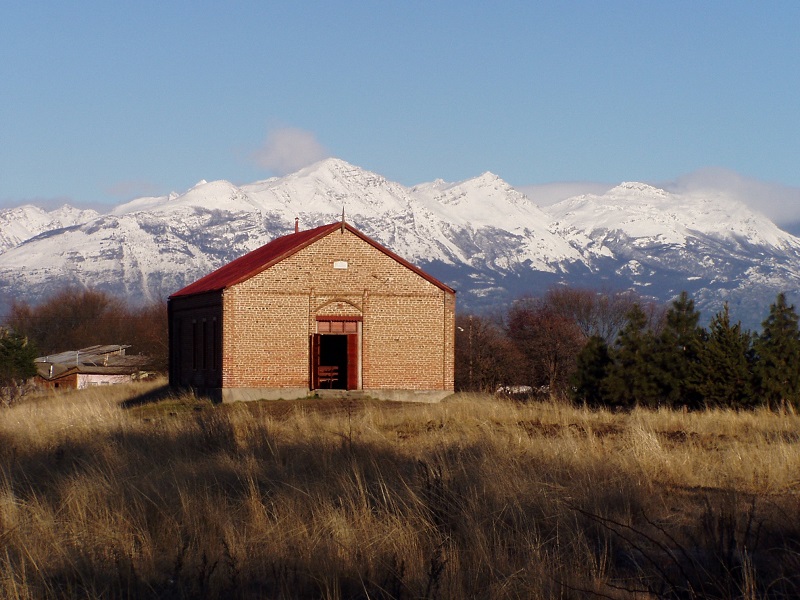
[318,335,348,389]
[311,319,360,390]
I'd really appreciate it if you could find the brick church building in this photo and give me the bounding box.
[168,220,455,402]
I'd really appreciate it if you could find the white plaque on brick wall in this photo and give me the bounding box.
[333,260,349,270]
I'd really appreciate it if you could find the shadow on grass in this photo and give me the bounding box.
[119,384,175,409]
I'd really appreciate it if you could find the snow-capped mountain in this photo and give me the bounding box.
[1,158,799,328]
[548,182,800,321]
[0,205,99,254]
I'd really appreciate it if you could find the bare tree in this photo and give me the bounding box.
[542,286,641,344]
[506,297,585,398]
[6,288,168,371]
[125,299,169,370]
[8,288,128,354]
[455,314,522,392]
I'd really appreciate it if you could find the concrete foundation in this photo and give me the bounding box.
[363,389,453,403]
[315,389,453,403]
[196,386,453,404]
[219,387,310,403]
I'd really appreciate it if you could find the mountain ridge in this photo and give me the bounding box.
[2,158,799,328]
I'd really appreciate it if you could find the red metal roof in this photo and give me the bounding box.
[170,222,455,298]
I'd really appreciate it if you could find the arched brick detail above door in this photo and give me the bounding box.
[314,297,362,318]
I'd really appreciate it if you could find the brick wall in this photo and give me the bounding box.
[220,227,455,392]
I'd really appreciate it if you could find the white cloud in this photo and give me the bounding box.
[253,127,330,176]
[662,168,800,227]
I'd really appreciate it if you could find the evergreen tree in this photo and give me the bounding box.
[0,328,38,406]
[696,304,755,408]
[753,293,800,410]
[571,335,612,407]
[603,304,661,408]
[656,291,704,409]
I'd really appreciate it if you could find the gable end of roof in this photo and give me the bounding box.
[170,222,455,298]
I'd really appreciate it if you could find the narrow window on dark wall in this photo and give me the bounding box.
[202,319,208,370]
[172,319,182,373]
[192,320,199,370]
[211,317,218,371]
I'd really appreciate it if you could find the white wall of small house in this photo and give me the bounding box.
[77,374,132,389]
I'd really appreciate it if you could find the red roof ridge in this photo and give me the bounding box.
[169,222,454,298]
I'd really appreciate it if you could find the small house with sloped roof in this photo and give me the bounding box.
[34,345,150,390]
[168,221,455,402]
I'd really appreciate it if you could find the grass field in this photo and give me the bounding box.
[1,381,799,599]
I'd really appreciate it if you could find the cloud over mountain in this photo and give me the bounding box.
[253,127,330,176]
[662,167,800,228]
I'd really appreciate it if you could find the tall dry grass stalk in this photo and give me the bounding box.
[1,382,799,598]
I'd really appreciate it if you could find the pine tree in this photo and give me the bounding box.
[753,293,800,410]
[696,304,755,408]
[0,328,38,406]
[656,291,704,409]
[571,335,612,407]
[603,304,661,408]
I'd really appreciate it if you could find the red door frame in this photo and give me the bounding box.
[310,323,361,391]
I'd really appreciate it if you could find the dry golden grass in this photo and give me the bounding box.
[1,382,799,599]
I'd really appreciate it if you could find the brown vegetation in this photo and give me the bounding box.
[7,289,167,370]
[455,287,653,398]
[1,383,799,598]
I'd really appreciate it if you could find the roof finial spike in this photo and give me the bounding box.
[294,217,299,234]
[341,206,345,233]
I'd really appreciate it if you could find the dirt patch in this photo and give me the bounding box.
[764,430,800,444]
[128,394,413,422]
[517,419,564,438]
[656,430,741,451]
[516,420,624,439]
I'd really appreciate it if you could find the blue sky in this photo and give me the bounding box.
[2,2,799,221]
